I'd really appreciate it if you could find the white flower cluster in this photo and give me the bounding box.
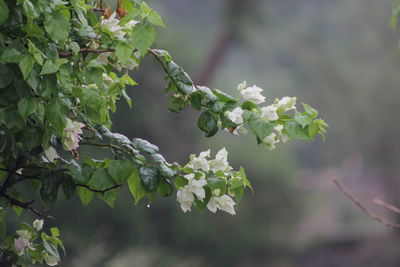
[177,148,236,215]
[100,12,139,40]
[224,81,297,150]
[62,119,85,151]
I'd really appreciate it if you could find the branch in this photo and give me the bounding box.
[333,178,400,229]
[58,48,115,58]
[81,142,129,153]
[2,194,54,219]
[76,184,122,194]
[373,198,400,215]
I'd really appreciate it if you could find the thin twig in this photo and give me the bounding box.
[58,48,115,58]
[333,178,400,229]
[76,184,122,194]
[373,198,400,215]
[2,194,54,219]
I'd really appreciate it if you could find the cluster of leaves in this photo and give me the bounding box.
[0,0,327,265]
[0,219,63,266]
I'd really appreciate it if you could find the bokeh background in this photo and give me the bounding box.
[23,0,400,266]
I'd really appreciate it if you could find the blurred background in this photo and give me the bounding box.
[26,0,400,265]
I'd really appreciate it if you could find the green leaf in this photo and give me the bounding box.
[0,48,22,63]
[190,92,202,111]
[139,166,160,192]
[198,111,218,137]
[77,187,94,206]
[50,227,60,237]
[43,239,60,259]
[167,95,187,113]
[206,176,227,195]
[284,121,311,140]
[294,111,313,128]
[61,175,76,199]
[40,172,61,207]
[0,208,6,239]
[40,60,59,75]
[19,55,35,79]
[147,11,165,27]
[108,159,135,184]
[248,115,274,141]
[212,89,237,103]
[87,169,118,208]
[157,178,173,197]
[45,99,68,136]
[0,0,9,25]
[127,167,145,204]
[302,103,318,118]
[115,42,133,64]
[44,9,70,41]
[242,101,258,111]
[0,65,14,88]
[17,97,36,121]
[130,24,155,55]
[174,175,188,189]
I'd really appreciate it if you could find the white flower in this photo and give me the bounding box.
[124,19,139,30]
[237,80,247,92]
[274,124,289,143]
[33,219,44,231]
[177,173,207,212]
[14,237,29,255]
[16,230,32,239]
[225,107,243,124]
[207,195,236,215]
[232,125,248,136]
[209,147,232,173]
[101,12,125,40]
[42,251,59,266]
[275,96,296,112]
[263,132,280,151]
[187,149,210,172]
[43,147,59,163]
[62,119,85,151]
[260,105,278,122]
[240,85,266,104]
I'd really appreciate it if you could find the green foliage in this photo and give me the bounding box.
[0,0,327,265]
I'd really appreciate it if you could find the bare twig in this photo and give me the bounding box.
[373,198,400,215]
[333,178,400,229]
[76,184,122,194]
[58,48,115,58]
[2,194,54,219]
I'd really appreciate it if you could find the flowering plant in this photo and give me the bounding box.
[0,0,326,265]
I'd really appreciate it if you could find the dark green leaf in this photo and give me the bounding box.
[115,42,133,64]
[0,65,14,88]
[19,55,35,79]
[157,178,173,197]
[44,9,70,41]
[40,60,59,75]
[167,94,187,113]
[242,101,258,111]
[108,159,135,184]
[174,176,188,189]
[139,166,160,192]
[46,100,68,136]
[0,48,21,63]
[0,0,9,25]
[43,240,60,259]
[17,97,36,121]
[87,169,118,208]
[190,92,202,111]
[206,176,227,195]
[198,111,218,137]
[40,172,61,207]
[61,175,76,199]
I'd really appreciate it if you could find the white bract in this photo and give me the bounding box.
[186,149,210,172]
[207,195,236,215]
[62,119,85,151]
[33,219,44,231]
[274,124,289,143]
[260,104,278,122]
[209,147,232,173]
[263,132,280,151]
[124,19,139,30]
[232,125,248,136]
[237,80,247,92]
[226,107,243,124]
[177,173,207,212]
[275,96,296,112]
[43,147,59,163]
[101,12,125,40]
[42,251,59,266]
[14,237,29,255]
[240,85,266,104]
